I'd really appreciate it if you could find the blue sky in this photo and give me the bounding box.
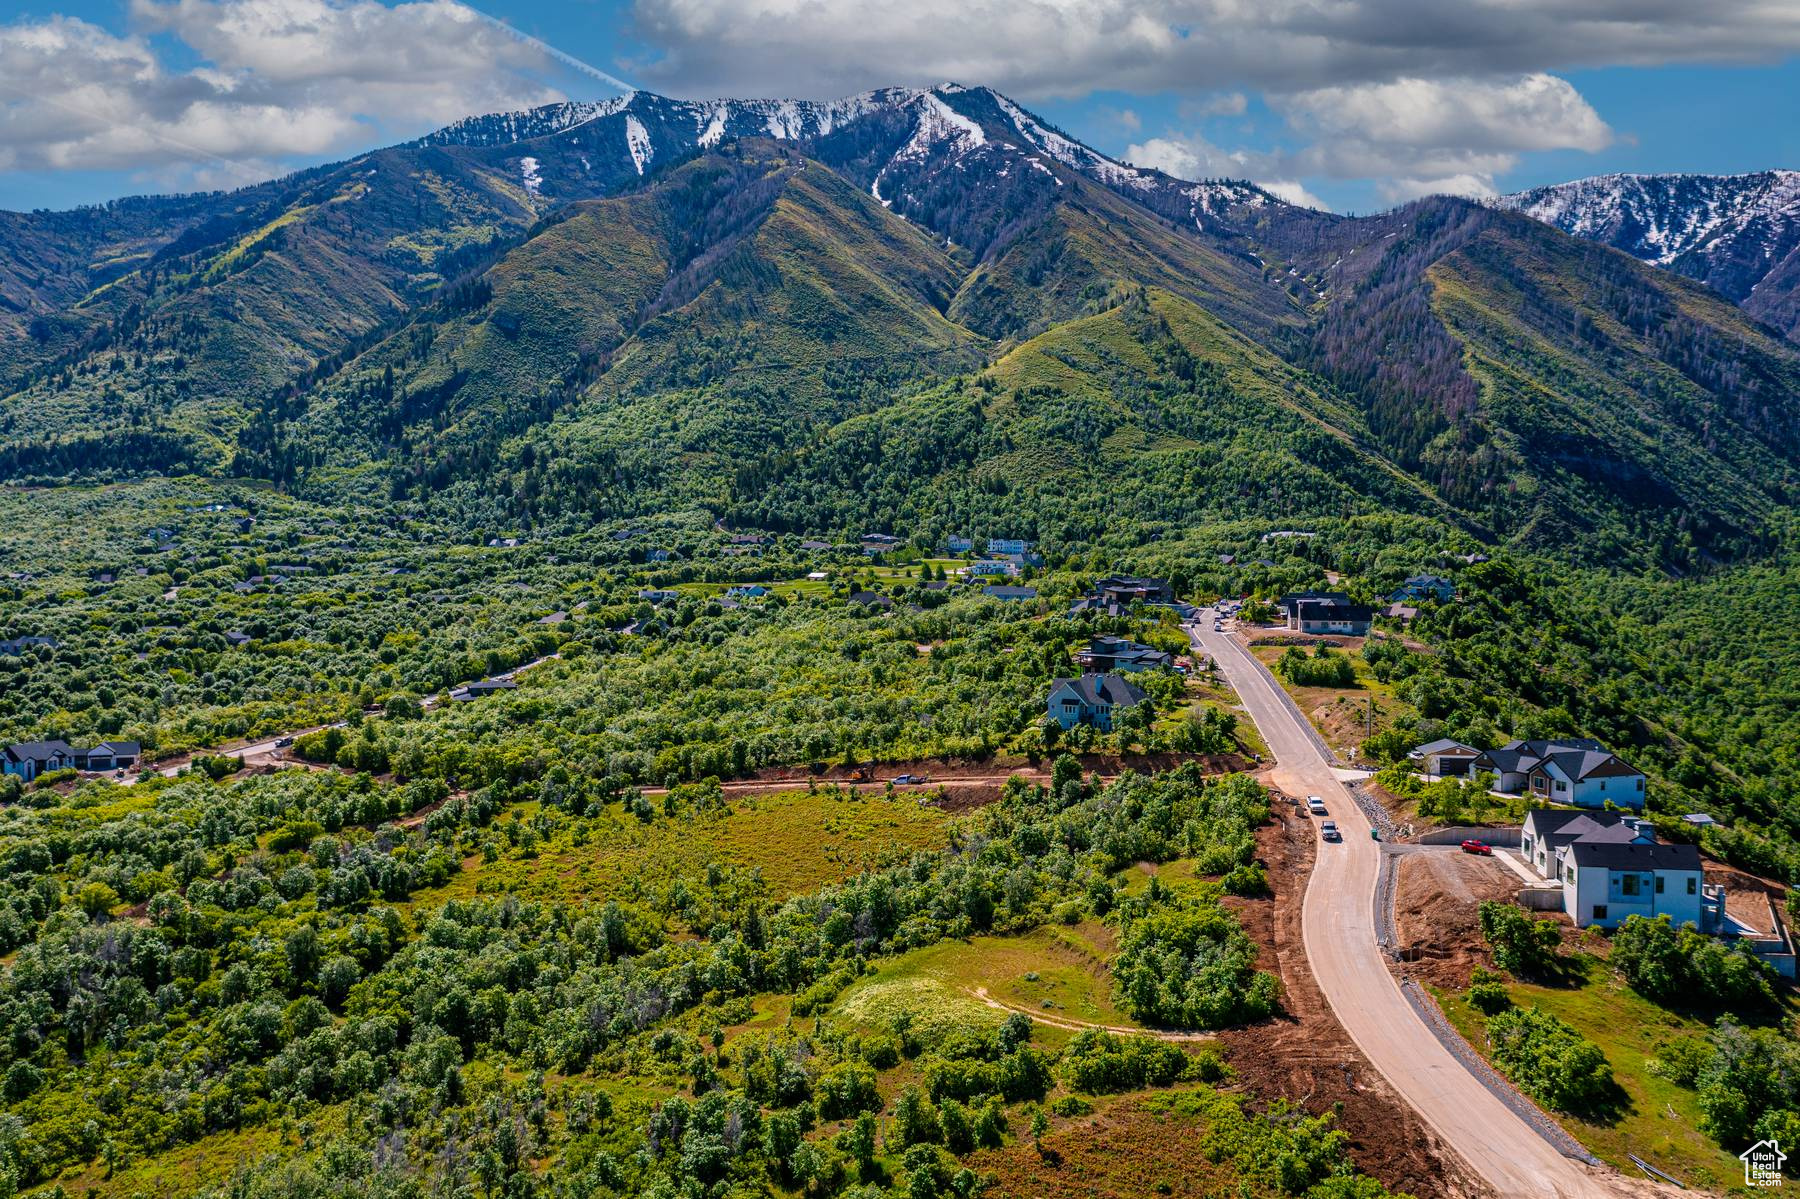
[2,0,1798,213]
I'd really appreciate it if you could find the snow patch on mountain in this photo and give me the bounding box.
[1497,171,1800,266]
[625,116,653,176]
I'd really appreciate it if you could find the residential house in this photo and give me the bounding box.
[2,741,77,781]
[78,741,139,772]
[0,636,57,655]
[725,585,769,599]
[1407,738,1482,776]
[1078,636,1174,673]
[449,679,518,702]
[3,739,139,781]
[860,533,902,555]
[968,560,1018,578]
[986,538,1034,555]
[998,551,1045,569]
[1522,809,1715,929]
[1390,574,1456,603]
[799,539,833,552]
[946,535,975,554]
[1476,739,1646,809]
[728,533,767,546]
[1069,576,1174,617]
[1277,592,1374,635]
[981,584,1037,602]
[225,631,252,646]
[648,548,674,562]
[849,591,894,610]
[1047,673,1147,731]
[638,589,681,603]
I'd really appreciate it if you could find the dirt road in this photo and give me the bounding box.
[1190,613,1635,1199]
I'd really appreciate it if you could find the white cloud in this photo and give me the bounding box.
[628,0,1800,100]
[1258,179,1329,210]
[629,0,1785,204]
[0,0,582,188]
[1128,73,1611,203]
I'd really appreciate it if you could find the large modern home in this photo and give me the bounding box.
[1046,673,1146,732]
[1476,738,1646,809]
[2,740,142,781]
[1276,592,1374,635]
[1521,809,1717,930]
[1077,636,1174,673]
[1069,575,1173,617]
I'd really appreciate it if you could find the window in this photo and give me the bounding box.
[1555,780,1567,793]
[1621,874,1640,897]
[1592,905,1608,921]
[1687,877,1697,895]
[1655,875,1665,894]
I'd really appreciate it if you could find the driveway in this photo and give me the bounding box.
[1189,613,1637,1198]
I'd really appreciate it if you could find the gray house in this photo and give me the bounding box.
[1078,636,1174,673]
[2,739,140,781]
[1277,592,1373,635]
[1047,673,1147,732]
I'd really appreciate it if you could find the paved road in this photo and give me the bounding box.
[1189,613,1632,1199]
[126,653,563,782]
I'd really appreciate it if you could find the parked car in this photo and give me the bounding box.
[1319,821,1341,842]
[1307,796,1328,815]
[891,774,927,785]
[1460,839,1493,856]
[275,736,294,749]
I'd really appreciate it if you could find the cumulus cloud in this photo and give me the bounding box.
[0,0,587,188]
[629,0,1786,204]
[628,0,1800,100]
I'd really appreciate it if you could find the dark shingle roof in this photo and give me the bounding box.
[1568,840,1701,872]
[1050,673,1147,708]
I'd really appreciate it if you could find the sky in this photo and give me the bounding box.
[2,0,1799,214]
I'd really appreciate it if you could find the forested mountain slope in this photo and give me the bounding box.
[1498,170,1800,342]
[5,86,1800,569]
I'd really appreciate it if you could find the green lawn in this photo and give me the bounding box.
[1435,954,1752,1193]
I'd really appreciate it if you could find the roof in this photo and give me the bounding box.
[1478,738,1633,780]
[1278,591,1350,610]
[86,741,140,756]
[981,585,1037,599]
[1410,738,1479,756]
[4,740,75,761]
[1049,672,1147,708]
[1568,840,1701,872]
[1523,808,1621,839]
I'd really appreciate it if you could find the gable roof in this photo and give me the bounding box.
[1567,840,1701,872]
[1411,738,1480,756]
[4,740,75,762]
[1049,673,1147,708]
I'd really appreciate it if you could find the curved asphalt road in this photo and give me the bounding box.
[1189,613,1633,1199]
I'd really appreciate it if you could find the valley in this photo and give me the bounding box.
[0,80,1797,1199]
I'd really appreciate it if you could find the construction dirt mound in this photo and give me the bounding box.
[1392,849,1525,989]
[1216,811,1491,1198]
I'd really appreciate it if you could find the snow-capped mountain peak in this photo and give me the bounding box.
[1495,170,1800,341]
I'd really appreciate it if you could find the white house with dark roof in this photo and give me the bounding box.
[1521,809,1718,929]
[1047,673,1146,732]
[1477,738,1646,808]
[1408,737,1482,776]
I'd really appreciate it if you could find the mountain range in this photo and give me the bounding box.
[3,84,1799,566]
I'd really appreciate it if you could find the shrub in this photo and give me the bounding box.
[1060,1030,1191,1094]
[1487,1006,1614,1115]
[1477,901,1562,977]
[1610,914,1776,1015]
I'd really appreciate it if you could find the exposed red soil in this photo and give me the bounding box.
[1213,807,1493,1198]
[1391,850,1526,990]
